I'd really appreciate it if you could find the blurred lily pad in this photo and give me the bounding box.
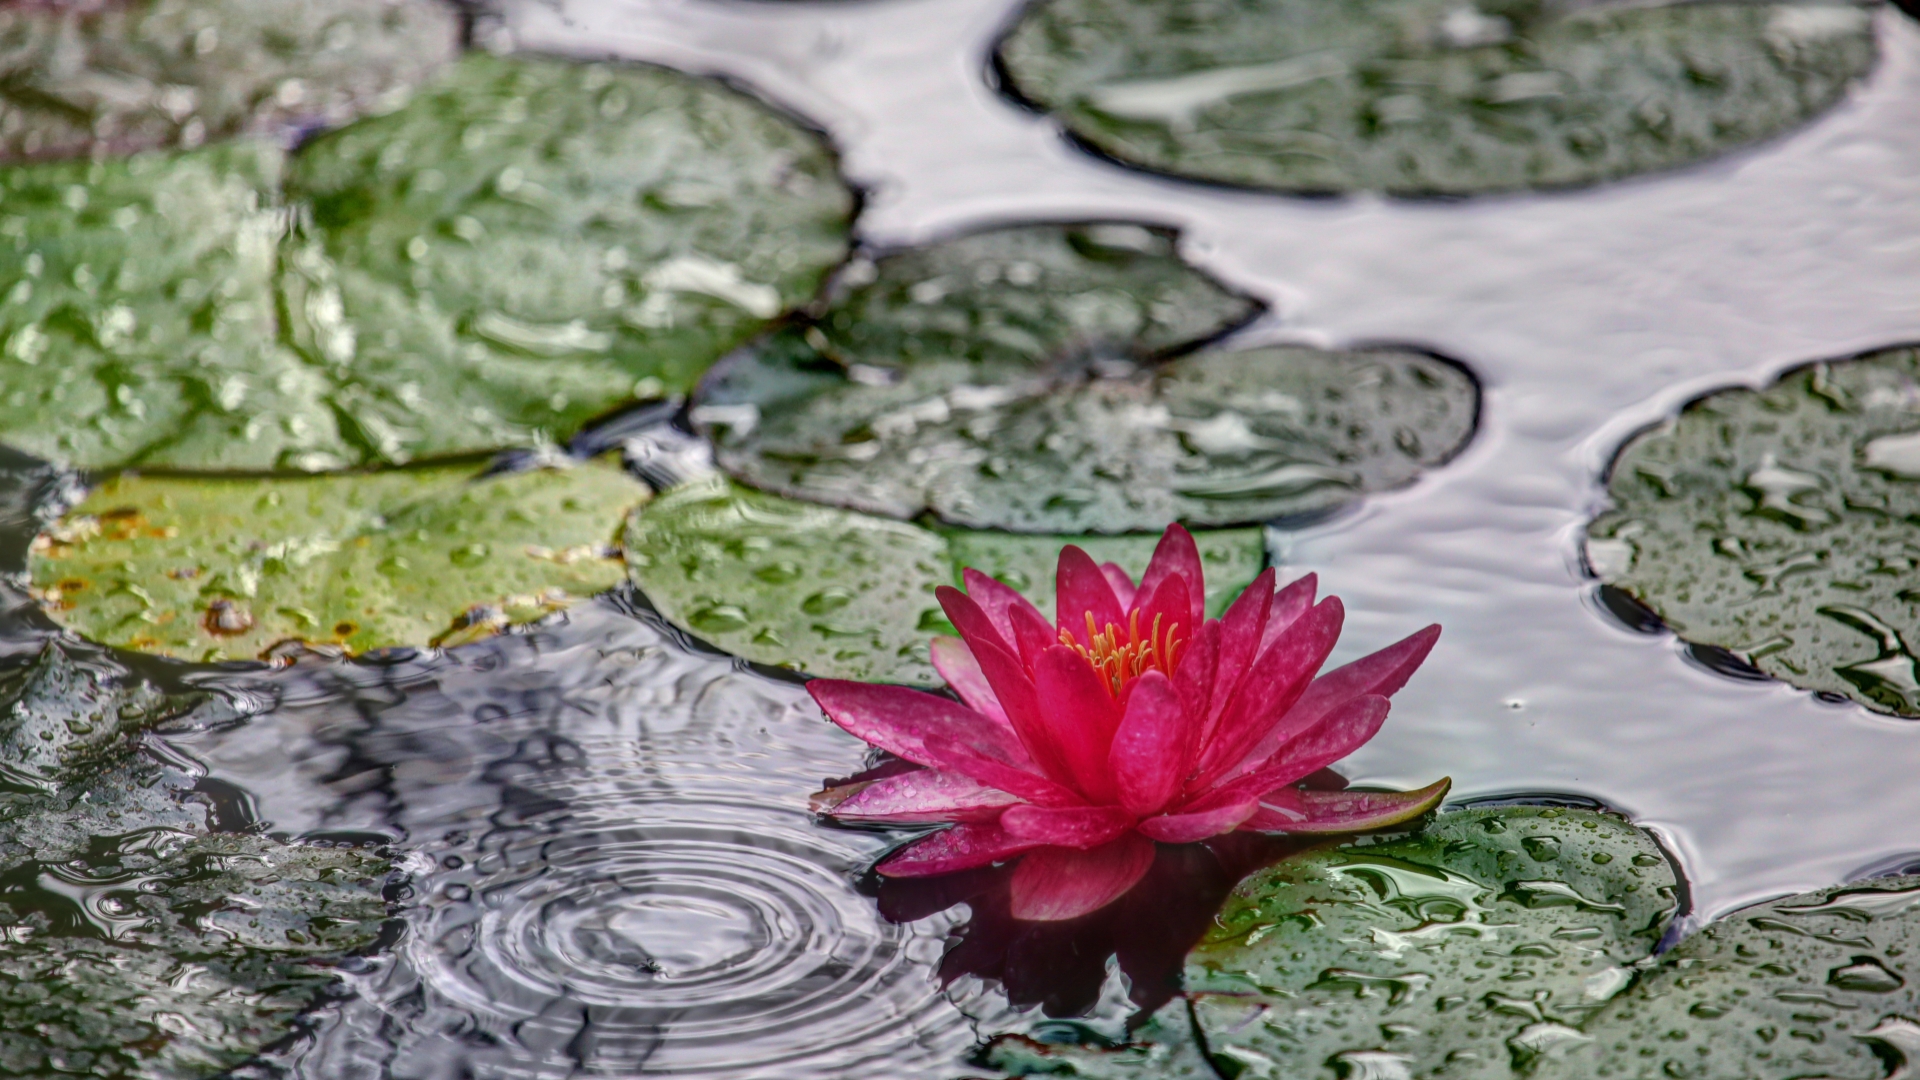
[695,223,1472,532]
[1589,348,1920,717]
[0,142,355,472]
[0,0,459,163]
[624,476,1265,684]
[1537,875,1920,1080]
[1187,806,1679,1079]
[0,642,393,1079]
[30,456,645,660]
[994,0,1875,195]
[281,53,856,463]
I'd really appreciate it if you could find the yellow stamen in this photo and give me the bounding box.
[1059,607,1185,696]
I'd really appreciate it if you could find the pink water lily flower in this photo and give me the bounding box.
[810,524,1449,921]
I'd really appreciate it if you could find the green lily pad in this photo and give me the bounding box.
[994,0,1875,196]
[1588,347,1920,717]
[280,53,856,463]
[981,1000,1218,1077]
[0,642,393,1079]
[696,224,1472,532]
[30,456,646,661]
[0,141,360,472]
[1186,806,1679,1080]
[1537,875,1920,1080]
[623,476,1265,684]
[0,0,459,163]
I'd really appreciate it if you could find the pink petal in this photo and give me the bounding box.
[1008,601,1061,667]
[1056,545,1127,639]
[1134,524,1204,630]
[1100,562,1138,608]
[808,679,1032,770]
[1189,695,1391,812]
[929,636,1011,729]
[877,822,1047,877]
[832,769,1025,823]
[933,596,1075,784]
[961,568,1050,651]
[1231,624,1440,777]
[938,585,1016,660]
[923,734,1083,807]
[1243,778,1451,834]
[1258,573,1319,655]
[1131,569,1194,665]
[1032,645,1123,803]
[1191,596,1344,785]
[1108,671,1189,817]
[1008,834,1157,921]
[1000,804,1134,848]
[1172,620,1220,746]
[1137,800,1258,843]
[1202,567,1275,744]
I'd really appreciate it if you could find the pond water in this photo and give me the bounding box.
[6,0,1920,1075]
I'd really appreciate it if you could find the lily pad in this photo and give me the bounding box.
[1589,347,1920,717]
[0,141,358,472]
[30,456,645,660]
[981,1000,1217,1077]
[994,0,1876,196]
[623,476,1266,684]
[0,642,393,1079]
[1186,806,1679,1080]
[280,53,856,463]
[1538,875,1920,1080]
[696,228,1473,531]
[0,0,459,163]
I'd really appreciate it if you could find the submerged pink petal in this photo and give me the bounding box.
[1137,800,1258,843]
[1000,804,1133,848]
[1192,596,1344,784]
[1032,645,1123,803]
[877,822,1046,877]
[808,680,1031,770]
[1134,524,1205,629]
[1242,778,1451,834]
[961,568,1050,652]
[1108,671,1188,817]
[832,769,1024,823]
[1099,562,1137,608]
[1056,545,1126,637]
[929,636,1010,729]
[1008,834,1156,921]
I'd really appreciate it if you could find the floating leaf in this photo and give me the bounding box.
[696,223,1471,532]
[1538,875,1920,1080]
[0,0,459,163]
[982,1000,1217,1078]
[0,643,392,1080]
[0,142,356,472]
[31,456,645,660]
[995,0,1875,195]
[281,53,856,463]
[1589,348,1920,717]
[1187,806,1679,1080]
[624,477,1265,684]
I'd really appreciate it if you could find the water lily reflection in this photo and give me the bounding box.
[810,524,1449,922]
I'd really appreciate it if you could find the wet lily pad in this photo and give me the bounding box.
[0,0,459,163]
[1538,875,1920,1080]
[1589,348,1920,717]
[30,456,645,661]
[280,53,856,463]
[1187,806,1679,1079]
[697,224,1472,532]
[0,141,355,472]
[623,476,1265,684]
[0,642,393,1079]
[994,0,1876,195]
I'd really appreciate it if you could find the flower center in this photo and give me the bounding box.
[1059,609,1184,696]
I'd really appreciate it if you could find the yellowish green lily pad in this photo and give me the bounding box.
[1590,347,1920,717]
[995,0,1876,195]
[1187,806,1679,1080]
[30,456,646,660]
[624,476,1265,684]
[281,53,856,463]
[0,0,460,163]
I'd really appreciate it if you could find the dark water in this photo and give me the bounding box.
[11,0,1920,1075]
